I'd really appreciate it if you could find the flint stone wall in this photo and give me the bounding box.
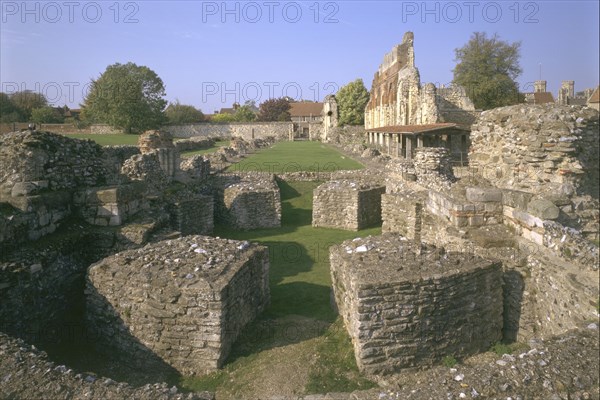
[164,122,293,141]
[0,333,214,400]
[223,179,281,230]
[330,234,503,375]
[469,104,599,199]
[0,131,108,194]
[169,194,214,235]
[427,188,503,228]
[312,180,385,231]
[73,183,148,227]
[381,191,423,241]
[86,235,270,375]
[213,173,281,230]
[413,147,456,191]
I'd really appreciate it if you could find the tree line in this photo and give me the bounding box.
[1,32,523,132]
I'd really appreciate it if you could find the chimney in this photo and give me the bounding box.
[534,80,547,93]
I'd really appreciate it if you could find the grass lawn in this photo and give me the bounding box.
[180,140,230,157]
[62,133,140,146]
[180,179,380,397]
[227,141,363,174]
[180,145,378,397]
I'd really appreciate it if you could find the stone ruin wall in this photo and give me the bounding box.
[469,104,599,200]
[330,234,503,376]
[381,190,423,242]
[163,122,293,141]
[364,31,476,130]
[0,332,214,400]
[214,173,282,230]
[312,180,385,231]
[86,236,270,375]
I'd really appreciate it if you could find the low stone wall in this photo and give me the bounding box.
[174,138,215,153]
[86,235,270,375]
[330,234,503,376]
[413,147,456,191]
[312,180,385,231]
[502,188,598,270]
[73,183,147,227]
[527,253,600,339]
[169,195,214,235]
[0,131,108,194]
[0,332,214,400]
[381,192,423,241]
[180,155,211,182]
[0,191,72,245]
[0,228,104,346]
[164,122,293,141]
[426,190,500,228]
[223,179,281,230]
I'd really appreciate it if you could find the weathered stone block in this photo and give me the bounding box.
[466,187,503,203]
[527,199,560,220]
[86,235,270,376]
[312,180,385,231]
[330,234,503,376]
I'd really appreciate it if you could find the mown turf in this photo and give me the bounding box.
[180,140,230,157]
[227,141,363,174]
[180,177,379,396]
[61,133,140,146]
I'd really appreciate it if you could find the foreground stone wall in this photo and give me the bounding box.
[86,236,270,375]
[312,180,385,230]
[330,234,503,376]
[0,332,214,400]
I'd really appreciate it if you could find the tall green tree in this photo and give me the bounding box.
[336,79,370,126]
[9,90,48,121]
[81,62,167,133]
[0,92,22,122]
[452,32,523,110]
[165,101,204,124]
[233,101,257,122]
[31,106,65,124]
[257,98,291,121]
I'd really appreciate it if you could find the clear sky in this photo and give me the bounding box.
[1,0,598,113]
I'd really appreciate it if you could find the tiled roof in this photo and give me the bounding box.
[533,92,555,104]
[289,102,323,117]
[367,123,465,134]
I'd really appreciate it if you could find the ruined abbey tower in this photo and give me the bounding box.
[364,32,477,129]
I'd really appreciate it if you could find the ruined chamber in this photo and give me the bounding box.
[86,235,270,375]
[330,233,503,376]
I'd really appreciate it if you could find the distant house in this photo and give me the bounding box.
[289,101,323,137]
[587,86,600,111]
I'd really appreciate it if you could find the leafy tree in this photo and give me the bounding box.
[257,98,291,121]
[165,101,205,124]
[336,79,370,125]
[31,106,65,124]
[9,90,48,121]
[81,62,167,133]
[0,92,22,122]
[452,32,523,110]
[233,101,257,122]
[211,113,236,123]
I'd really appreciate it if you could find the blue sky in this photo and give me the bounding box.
[1,1,598,113]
